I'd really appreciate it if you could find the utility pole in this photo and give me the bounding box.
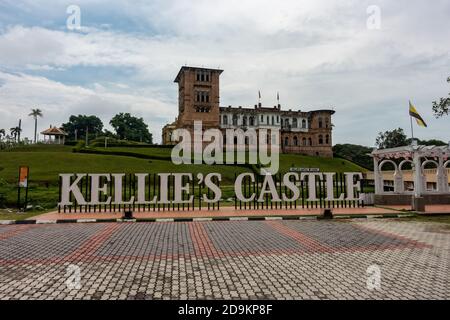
[74,129,78,141]
[85,126,89,146]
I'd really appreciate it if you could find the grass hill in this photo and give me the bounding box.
[0,144,366,210]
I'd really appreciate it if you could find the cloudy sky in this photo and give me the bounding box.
[0,0,449,145]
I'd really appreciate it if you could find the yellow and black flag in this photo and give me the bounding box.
[409,101,427,127]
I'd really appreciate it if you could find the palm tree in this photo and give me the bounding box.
[10,127,22,143]
[29,108,43,143]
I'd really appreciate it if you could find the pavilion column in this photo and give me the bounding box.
[436,155,448,193]
[394,169,404,193]
[413,152,423,197]
[443,162,450,193]
[373,157,382,195]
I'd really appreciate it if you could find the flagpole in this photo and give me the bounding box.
[410,116,414,144]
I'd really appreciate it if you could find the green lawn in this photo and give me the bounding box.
[277,153,365,173]
[0,152,248,184]
[92,146,366,173]
[0,209,48,221]
[3,144,73,153]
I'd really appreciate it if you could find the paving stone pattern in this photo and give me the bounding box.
[0,219,448,300]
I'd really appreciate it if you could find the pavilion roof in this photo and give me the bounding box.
[371,144,450,159]
[40,127,68,136]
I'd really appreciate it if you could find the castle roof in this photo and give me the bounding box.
[219,105,335,116]
[174,66,224,83]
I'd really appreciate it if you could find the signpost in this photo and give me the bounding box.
[17,166,29,211]
[289,168,320,173]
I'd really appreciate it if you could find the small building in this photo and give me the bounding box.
[41,126,68,145]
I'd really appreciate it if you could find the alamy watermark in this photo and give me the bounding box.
[171,121,280,174]
[367,5,381,30]
[66,5,81,31]
[366,264,382,291]
[66,264,82,290]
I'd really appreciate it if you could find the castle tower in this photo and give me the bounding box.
[174,66,223,129]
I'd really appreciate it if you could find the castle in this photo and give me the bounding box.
[162,66,335,158]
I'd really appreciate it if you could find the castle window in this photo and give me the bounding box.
[196,91,209,103]
[308,138,312,146]
[281,119,284,126]
[223,115,228,125]
[326,134,330,144]
[232,114,238,126]
[196,71,210,82]
[293,118,298,128]
[284,137,289,146]
[293,136,298,146]
[318,118,323,128]
[303,137,307,146]
[277,116,279,123]
[267,116,269,124]
[272,116,274,125]
[319,135,324,145]
[243,116,247,126]
[325,118,329,128]
[249,116,255,126]
[302,119,307,128]
[261,115,264,122]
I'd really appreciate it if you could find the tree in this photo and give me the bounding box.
[375,128,407,149]
[29,108,43,143]
[333,144,373,169]
[406,138,448,146]
[61,115,103,141]
[110,113,153,143]
[0,129,5,141]
[10,126,22,143]
[432,76,450,118]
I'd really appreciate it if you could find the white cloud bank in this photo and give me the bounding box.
[0,71,176,142]
[0,0,449,145]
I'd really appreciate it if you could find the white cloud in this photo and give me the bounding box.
[0,71,176,143]
[0,0,449,145]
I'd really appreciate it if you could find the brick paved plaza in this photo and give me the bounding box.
[0,219,448,300]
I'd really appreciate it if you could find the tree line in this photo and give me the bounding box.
[61,113,153,144]
[0,111,153,148]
